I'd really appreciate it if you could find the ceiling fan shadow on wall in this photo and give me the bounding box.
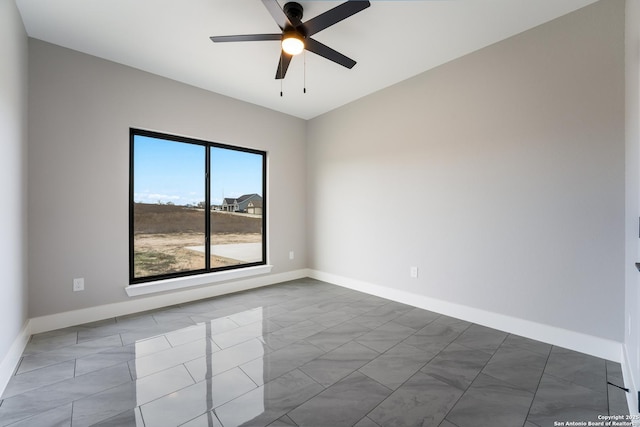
[209,0,371,85]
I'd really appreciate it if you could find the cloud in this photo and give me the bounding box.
[148,193,181,200]
[134,191,205,205]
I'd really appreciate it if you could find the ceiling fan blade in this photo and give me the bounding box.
[303,1,370,36]
[261,0,301,30]
[210,34,281,43]
[305,38,356,69]
[275,52,293,80]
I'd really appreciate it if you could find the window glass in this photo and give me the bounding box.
[210,147,264,269]
[130,130,266,283]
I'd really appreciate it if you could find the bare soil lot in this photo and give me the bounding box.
[133,203,262,278]
[133,203,262,234]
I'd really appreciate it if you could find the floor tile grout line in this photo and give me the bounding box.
[19,333,127,368]
[522,342,554,426]
[133,346,253,383]
[445,419,463,427]
[8,355,24,382]
[431,369,482,425]
[542,366,610,396]
[184,361,198,384]
[284,368,375,427]
[238,364,261,388]
[435,331,518,427]
[477,370,537,395]
[107,370,196,415]
[604,360,623,416]
[137,405,148,427]
[606,359,611,415]
[353,414,382,427]
[359,348,442,423]
[9,354,78,378]
[173,408,210,427]
[127,357,135,382]
[213,409,224,427]
[13,362,131,415]
[280,368,333,426]
[473,335,546,396]
[1,362,81,403]
[230,367,325,425]
[447,324,507,356]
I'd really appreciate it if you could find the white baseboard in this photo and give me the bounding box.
[309,269,623,363]
[0,320,31,398]
[30,269,309,334]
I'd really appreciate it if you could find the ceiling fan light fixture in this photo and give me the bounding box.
[281,32,304,55]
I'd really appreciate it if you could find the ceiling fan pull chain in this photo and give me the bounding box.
[280,55,284,97]
[303,50,307,94]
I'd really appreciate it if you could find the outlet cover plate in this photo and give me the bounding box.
[73,278,85,292]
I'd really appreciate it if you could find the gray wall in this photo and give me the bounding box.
[625,0,640,411]
[0,1,29,361]
[27,40,307,318]
[307,0,624,342]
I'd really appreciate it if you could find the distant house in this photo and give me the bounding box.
[247,199,263,215]
[221,198,239,212]
[221,194,262,213]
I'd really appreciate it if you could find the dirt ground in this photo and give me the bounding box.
[133,203,262,234]
[132,203,264,278]
[133,232,262,278]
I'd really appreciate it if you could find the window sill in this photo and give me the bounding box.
[125,264,273,297]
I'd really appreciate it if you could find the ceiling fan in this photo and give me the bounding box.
[210,0,371,80]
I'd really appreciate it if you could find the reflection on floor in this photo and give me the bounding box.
[0,279,629,426]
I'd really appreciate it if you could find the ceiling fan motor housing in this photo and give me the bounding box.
[284,2,303,22]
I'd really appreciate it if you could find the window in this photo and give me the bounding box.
[129,129,266,284]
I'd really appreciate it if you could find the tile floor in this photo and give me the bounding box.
[0,278,630,427]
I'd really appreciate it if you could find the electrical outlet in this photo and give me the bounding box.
[73,278,85,292]
[289,251,294,260]
[410,266,418,278]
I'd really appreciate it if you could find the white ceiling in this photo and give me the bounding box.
[16,0,598,120]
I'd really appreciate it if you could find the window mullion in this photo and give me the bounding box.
[205,147,211,271]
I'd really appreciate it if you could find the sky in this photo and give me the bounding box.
[133,135,263,206]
